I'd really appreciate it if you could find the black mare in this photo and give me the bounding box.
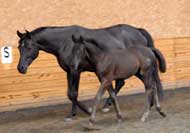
[71,35,166,124]
[16,24,165,120]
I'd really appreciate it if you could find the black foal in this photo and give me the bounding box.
[71,35,166,124]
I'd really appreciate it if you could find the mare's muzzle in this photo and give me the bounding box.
[17,64,28,74]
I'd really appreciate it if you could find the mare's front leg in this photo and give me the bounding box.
[65,71,78,121]
[102,79,125,112]
[65,70,90,121]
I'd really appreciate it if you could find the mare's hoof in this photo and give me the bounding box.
[102,107,110,113]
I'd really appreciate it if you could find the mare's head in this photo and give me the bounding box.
[17,30,39,74]
[70,34,88,71]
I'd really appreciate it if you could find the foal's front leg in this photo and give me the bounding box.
[89,82,107,125]
[102,79,125,112]
[107,85,123,122]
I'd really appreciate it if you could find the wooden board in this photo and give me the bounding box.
[0,37,190,112]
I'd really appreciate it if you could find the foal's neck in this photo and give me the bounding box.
[86,45,105,66]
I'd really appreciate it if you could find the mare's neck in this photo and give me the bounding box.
[37,41,59,56]
[34,32,65,56]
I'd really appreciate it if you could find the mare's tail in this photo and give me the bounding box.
[151,48,167,73]
[138,28,154,48]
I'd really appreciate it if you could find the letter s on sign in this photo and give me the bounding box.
[1,46,12,64]
[4,47,10,58]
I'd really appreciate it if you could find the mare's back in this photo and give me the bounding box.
[31,24,147,49]
[79,24,148,49]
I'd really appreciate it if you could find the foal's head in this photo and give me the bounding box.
[70,35,88,71]
[17,30,39,74]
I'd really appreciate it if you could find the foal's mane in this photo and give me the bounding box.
[84,38,107,51]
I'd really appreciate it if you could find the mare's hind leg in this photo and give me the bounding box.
[153,82,166,117]
[102,79,125,112]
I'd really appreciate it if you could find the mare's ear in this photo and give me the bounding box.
[25,30,32,39]
[17,30,25,38]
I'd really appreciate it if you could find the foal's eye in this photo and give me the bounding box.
[27,47,32,50]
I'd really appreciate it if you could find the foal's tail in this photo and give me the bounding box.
[139,28,166,105]
[151,48,167,73]
[151,48,167,101]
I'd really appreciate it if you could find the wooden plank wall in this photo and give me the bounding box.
[0,37,190,112]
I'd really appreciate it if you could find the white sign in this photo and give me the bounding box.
[1,46,12,64]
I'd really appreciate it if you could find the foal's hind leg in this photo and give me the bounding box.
[102,79,125,112]
[141,88,153,122]
[153,82,166,117]
[141,75,153,122]
[135,72,155,108]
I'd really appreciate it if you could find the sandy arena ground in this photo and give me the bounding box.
[0,87,189,133]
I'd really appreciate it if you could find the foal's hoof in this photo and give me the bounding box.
[117,118,123,123]
[101,107,110,113]
[64,114,76,122]
[117,114,123,123]
[156,107,167,118]
[88,107,92,113]
[141,117,147,122]
[141,114,148,122]
[64,117,74,122]
[82,122,101,131]
[160,112,167,118]
[141,112,149,122]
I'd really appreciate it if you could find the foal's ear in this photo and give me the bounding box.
[72,34,84,43]
[17,30,24,38]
